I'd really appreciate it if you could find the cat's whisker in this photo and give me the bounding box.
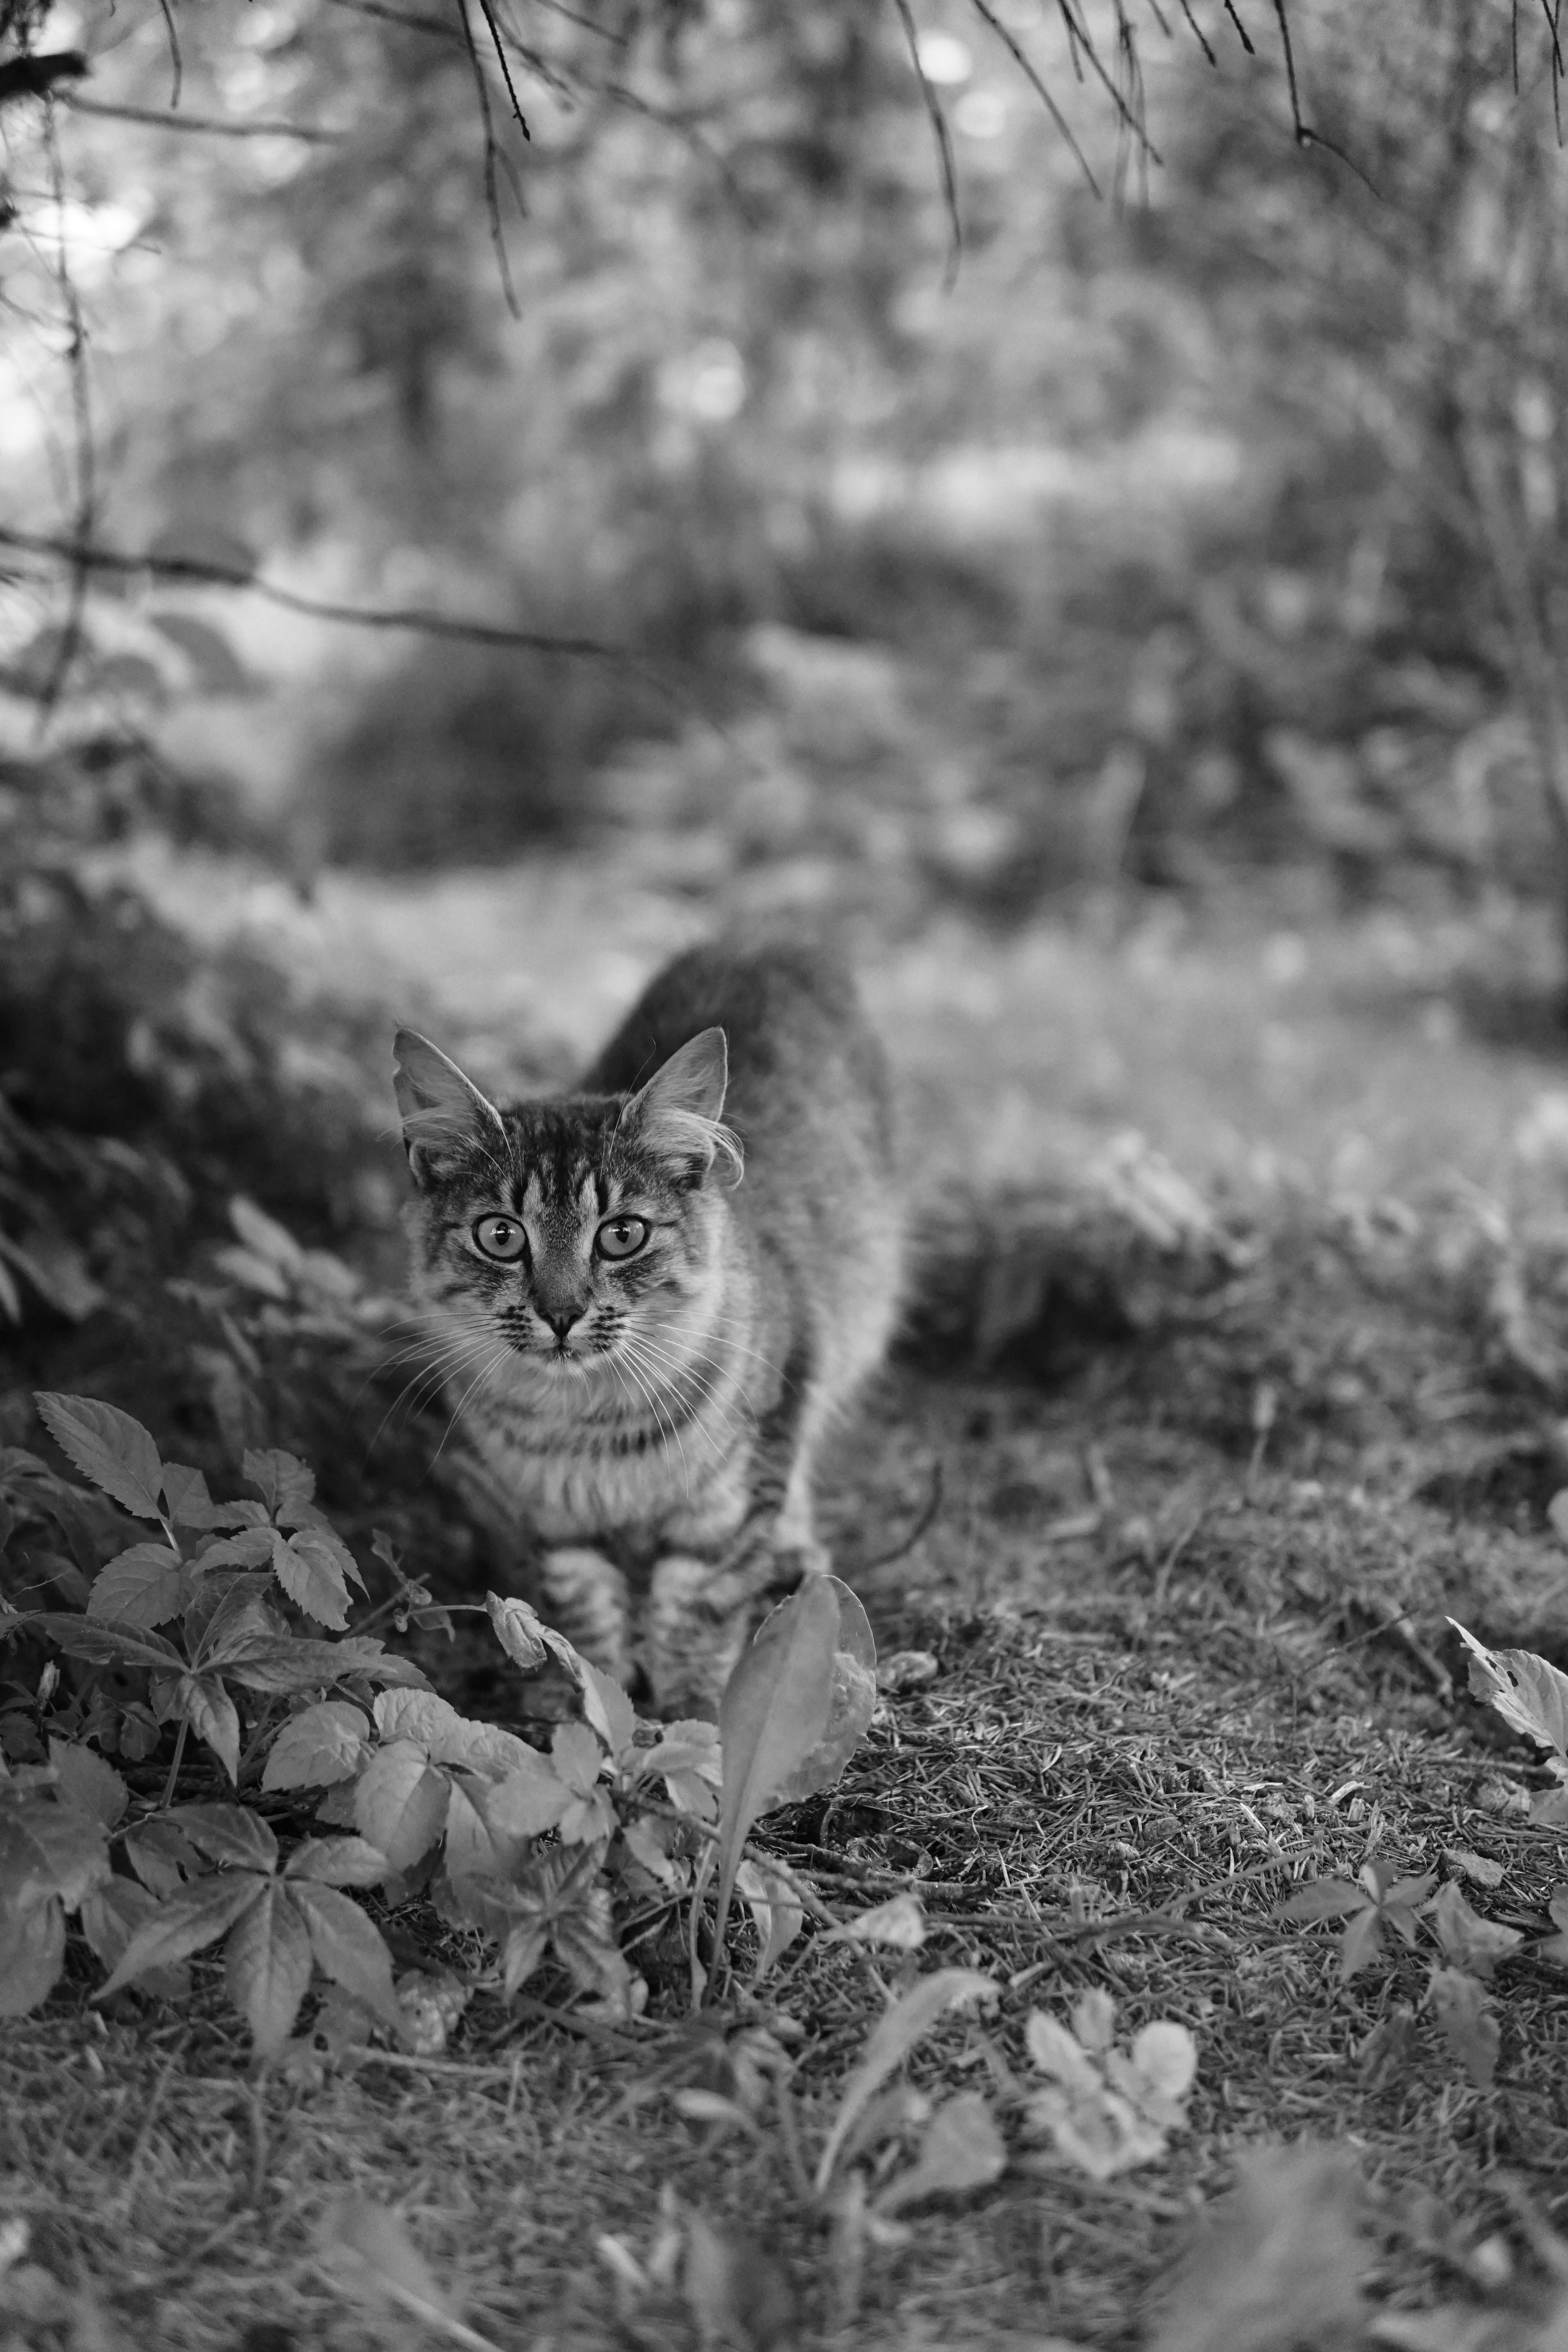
[365,1328,506,1452]
[429,1343,513,1467]
[616,1334,742,1458]
[614,1340,699,1497]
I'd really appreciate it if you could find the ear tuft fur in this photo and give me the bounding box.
[626,1027,742,1183]
[393,1027,506,1187]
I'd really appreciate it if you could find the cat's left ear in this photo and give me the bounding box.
[627,1027,738,1182]
[393,1027,506,1189]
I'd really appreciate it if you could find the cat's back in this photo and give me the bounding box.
[582,940,898,1210]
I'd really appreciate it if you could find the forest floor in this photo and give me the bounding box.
[10,852,1568,2352]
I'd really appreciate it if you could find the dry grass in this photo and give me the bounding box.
[11,889,1568,2350]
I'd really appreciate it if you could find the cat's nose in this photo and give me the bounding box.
[544,1305,585,1341]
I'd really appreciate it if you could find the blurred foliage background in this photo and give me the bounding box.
[9,0,1568,1497]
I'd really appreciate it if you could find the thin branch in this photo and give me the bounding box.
[154,0,183,109]
[0,527,633,659]
[453,0,523,315]
[1174,0,1216,69]
[1270,0,1305,143]
[319,0,463,38]
[36,104,93,726]
[1054,0,1160,161]
[967,0,1100,197]
[475,0,533,135]
[1221,0,1256,55]
[891,0,961,286]
[62,92,344,139]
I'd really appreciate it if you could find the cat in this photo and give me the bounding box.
[394,940,904,1712]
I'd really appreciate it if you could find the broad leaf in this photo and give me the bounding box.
[815,1969,998,2193]
[194,1530,277,1572]
[485,1750,574,1841]
[875,2092,1007,2216]
[178,1673,242,1782]
[87,1543,186,1628]
[243,1446,315,1522]
[262,1702,371,1792]
[0,1792,111,1909]
[353,1742,450,1871]
[713,1576,840,1977]
[735,1858,805,1978]
[1280,1878,1368,1923]
[0,1893,65,2016]
[26,1613,183,1673]
[222,1636,426,1695]
[1427,1966,1499,2091]
[290,1881,401,2028]
[764,1578,878,1809]
[1449,1620,1568,1761]
[831,1891,927,1951]
[284,1837,390,1887]
[172,1804,278,1874]
[123,1817,201,1898]
[34,1394,163,1520]
[78,1877,191,2000]
[1429,1882,1523,1982]
[226,1881,314,2055]
[95,1869,265,1998]
[316,2195,456,2330]
[46,1738,128,1830]
[270,1529,352,1630]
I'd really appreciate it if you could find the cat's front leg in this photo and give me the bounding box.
[640,1552,763,1717]
[539,1546,632,1683]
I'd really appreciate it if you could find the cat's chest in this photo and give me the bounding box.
[471,1405,751,1548]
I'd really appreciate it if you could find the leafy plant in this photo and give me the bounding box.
[1021,1990,1198,2182]
[1,1390,885,2056]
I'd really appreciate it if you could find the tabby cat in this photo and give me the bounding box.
[394,941,903,1711]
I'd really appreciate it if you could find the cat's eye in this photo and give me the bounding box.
[595,1215,649,1261]
[473,1214,528,1262]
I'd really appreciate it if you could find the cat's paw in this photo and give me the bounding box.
[539,1545,632,1682]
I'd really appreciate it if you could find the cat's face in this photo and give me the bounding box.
[394,1027,737,1405]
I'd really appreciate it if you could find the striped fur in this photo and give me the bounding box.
[395,942,904,1712]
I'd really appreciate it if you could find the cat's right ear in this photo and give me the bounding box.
[393,1028,506,1190]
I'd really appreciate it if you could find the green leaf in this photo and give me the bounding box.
[352,1743,451,1871]
[178,1674,242,1782]
[171,1804,278,1873]
[25,1613,183,1673]
[484,1750,574,1841]
[1429,1882,1524,1982]
[1427,1965,1499,2091]
[244,1447,314,1523]
[762,1578,878,1809]
[874,2091,1008,2217]
[0,1792,111,1909]
[551,1722,603,1799]
[47,1737,129,1830]
[162,1465,229,1530]
[290,1881,401,2028]
[225,1882,313,2056]
[815,1969,998,2194]
[0,1892,65,2016]
[1449,1620,1568,1762]
[284,1837,389,1887]
[195,1530,277,1572]
[34,1394,164,1520]
[261,1702,371,1793]
[270,1529,352,1630]
[78,1878,191,2001]
[95,1870,266,1998]
[1280,1878,1369,1923]
[501,1920,549,1996]
[87,1543,186,1629]
[372,1688,533,1775]
[123,1817,201,1898]
[713,1576,840,1978]
[221,1636,426,1695]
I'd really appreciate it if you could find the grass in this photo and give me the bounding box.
[8,862,1568,2350]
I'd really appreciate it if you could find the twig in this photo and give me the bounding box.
[63,92,343,140]
[0,526,634,660]
[36,103,93,726]
[1172,0,1216,68]
[154,0,183,108]
[891,0,962,287]
[453,0,523,316]
[475,0,533,137]
[855,1459,943,1572]
[1221,0,1256,53]
[967,0,1100,196]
